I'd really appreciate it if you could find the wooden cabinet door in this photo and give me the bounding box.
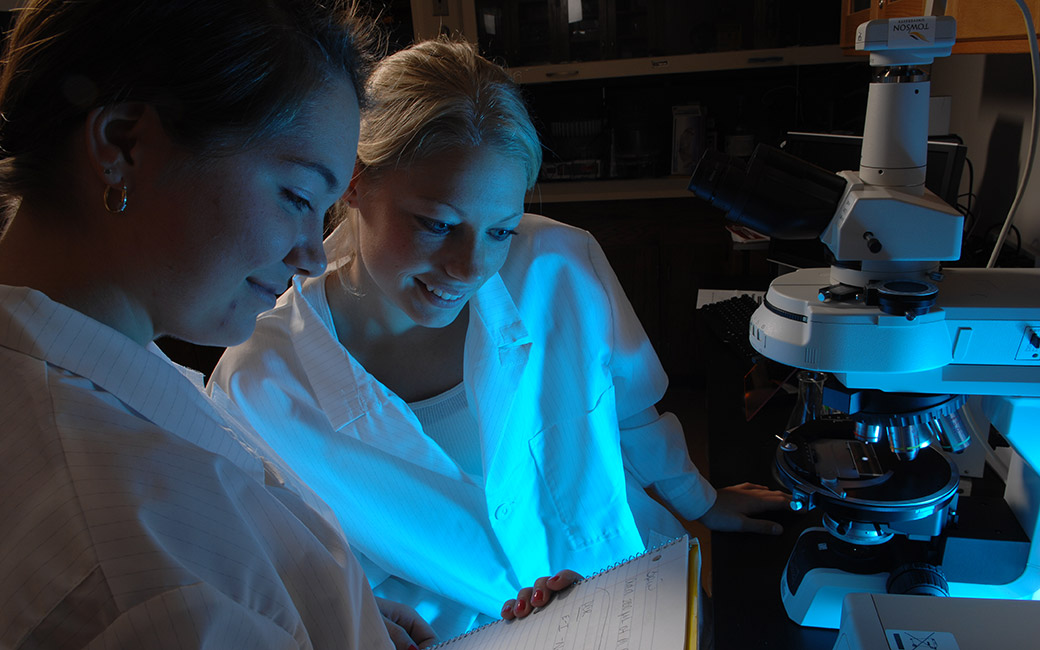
[840,0,873,48]
[949,0,1040,53]
[841,0,927,49]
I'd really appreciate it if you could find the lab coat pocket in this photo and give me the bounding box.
[528,382,640,553]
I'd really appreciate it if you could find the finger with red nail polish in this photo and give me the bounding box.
[501,599,517,620]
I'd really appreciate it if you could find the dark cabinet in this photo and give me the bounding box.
[473,0,842,67]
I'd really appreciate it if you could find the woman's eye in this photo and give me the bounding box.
[283,189,312,213]
[418,217,453,235]
[489,228,518,242]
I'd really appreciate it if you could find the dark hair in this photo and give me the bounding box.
[0,0,378,208]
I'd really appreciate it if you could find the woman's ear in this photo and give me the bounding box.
[343,160,366,208]
[84,102,152,190]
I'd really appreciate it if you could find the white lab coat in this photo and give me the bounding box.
[212,214,716,638]
[0,285,392,650]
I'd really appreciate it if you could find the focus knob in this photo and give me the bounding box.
[886,562,949,597]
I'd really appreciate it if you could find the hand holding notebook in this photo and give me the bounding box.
[430,536,701,650]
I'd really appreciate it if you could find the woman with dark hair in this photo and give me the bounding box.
[0,1,433,647]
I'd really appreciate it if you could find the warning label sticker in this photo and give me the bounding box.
[886,629,960,650]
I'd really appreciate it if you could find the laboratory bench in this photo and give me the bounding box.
[676,311,840,650]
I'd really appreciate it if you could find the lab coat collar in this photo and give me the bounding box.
[0,285,263,480]
[468,273,531,354]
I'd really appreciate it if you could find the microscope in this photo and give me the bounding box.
[690,15,1040,630]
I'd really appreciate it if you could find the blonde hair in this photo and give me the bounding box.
[326,38,541,279]
[358,38,541,184]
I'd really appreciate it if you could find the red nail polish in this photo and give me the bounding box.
[533,588,545,603]
[502,602,512,615]
[516,599,527,614]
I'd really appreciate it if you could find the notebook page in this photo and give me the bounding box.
[436,537,689,650]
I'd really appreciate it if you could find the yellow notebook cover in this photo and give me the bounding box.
[687,537,701,650]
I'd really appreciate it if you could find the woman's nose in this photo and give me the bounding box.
[443,233,487,284]
[285,220,328,278]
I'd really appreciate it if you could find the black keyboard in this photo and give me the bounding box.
[698,294,762,364]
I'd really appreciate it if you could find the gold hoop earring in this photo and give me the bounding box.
[103,185,128,213]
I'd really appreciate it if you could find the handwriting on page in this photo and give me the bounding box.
[438,539,689,650]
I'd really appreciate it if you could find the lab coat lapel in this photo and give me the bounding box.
[466,274,531,479]
[353,383,469,480]
[289,276,468,481]
[287,280,368,430]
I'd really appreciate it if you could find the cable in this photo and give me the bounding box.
[986,223,1022,259]
[986,0,1040,267]
[961,156,975,221]
[958,156,976,234]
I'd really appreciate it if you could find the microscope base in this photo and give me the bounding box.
[782,521,1037,629]
[781,544,888,628]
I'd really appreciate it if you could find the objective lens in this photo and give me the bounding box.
[888,423,931,461]
[929,410,972,453]
[854,421,883,444]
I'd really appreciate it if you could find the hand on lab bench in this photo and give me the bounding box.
[500,569,583,620]
[377,597,438,649]
[696,482,791,535]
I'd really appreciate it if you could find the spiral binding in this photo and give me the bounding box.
[426,535,689,648]
[427,616,502,648]
[576,535,686,585]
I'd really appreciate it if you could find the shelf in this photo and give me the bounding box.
[507,44,849,85]
[524,176,696,204]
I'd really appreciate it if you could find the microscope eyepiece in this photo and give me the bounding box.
[688,144,848,240]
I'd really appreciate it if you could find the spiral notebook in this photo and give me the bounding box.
[430,535,700,650]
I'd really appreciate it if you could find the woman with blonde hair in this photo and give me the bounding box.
[213,37,788,640]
